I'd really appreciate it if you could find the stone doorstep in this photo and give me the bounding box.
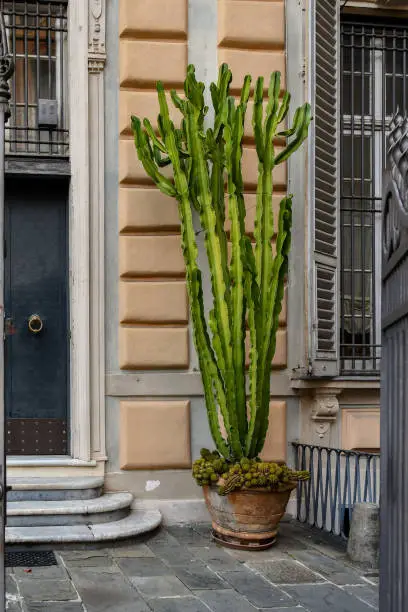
[7,492,134,517]
[7,477,105,491]
[7,492,134,528]
[7,476,105,502]
[6,509,162,543]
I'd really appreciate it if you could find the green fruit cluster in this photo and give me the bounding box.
[192,449,229,486]
[192,449,309,495]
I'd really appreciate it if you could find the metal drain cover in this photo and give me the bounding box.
[5,550,57,567]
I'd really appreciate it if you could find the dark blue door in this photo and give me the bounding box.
[5,177,69,455]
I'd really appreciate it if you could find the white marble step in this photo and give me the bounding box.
[6,509,162,543]
[7,492,133,527]
[7,477,104,501]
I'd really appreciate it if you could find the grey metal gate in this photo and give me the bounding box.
[381,111,408,612]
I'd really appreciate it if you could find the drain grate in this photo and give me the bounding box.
[5,550,57,567]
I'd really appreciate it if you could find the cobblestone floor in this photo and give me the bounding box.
[5,521,379,611]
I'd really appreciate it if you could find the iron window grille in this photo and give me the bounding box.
[340,17,408,375]
[2,0,68,157]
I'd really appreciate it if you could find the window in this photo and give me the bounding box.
[310,4,408,378]
[340,17,408,374]
[3,0,69,156]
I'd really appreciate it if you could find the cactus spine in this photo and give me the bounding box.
[132,64,311,462]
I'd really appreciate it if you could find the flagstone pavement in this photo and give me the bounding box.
[5,520,379,611]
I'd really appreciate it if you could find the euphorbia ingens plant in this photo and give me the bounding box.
[132,64,311,492]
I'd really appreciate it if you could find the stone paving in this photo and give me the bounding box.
[5,520,379,611]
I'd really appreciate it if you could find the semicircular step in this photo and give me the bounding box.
[6,510,162,544]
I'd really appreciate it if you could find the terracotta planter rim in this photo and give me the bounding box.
[203,482,298,494]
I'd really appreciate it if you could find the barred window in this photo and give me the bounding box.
[3,0,69,157]
[340,17,408,374]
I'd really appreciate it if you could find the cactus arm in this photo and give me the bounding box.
[275,103,312,164]
[253,77,265,285]
[210,64,233,269]
[213,64,233,139]
[277,106,300,138]
[177,184,231,459]
[206,125,228,284]
[142,118,167,153]
[179,196,230,458]
[224,118,247,444]
[131,117,177,198]
[210,145,229,286]
[152,144,171,168]
[170,90,186,113]
[186,108,243,459]
[245,285,259,456]
[182,75,243,459]
[247,72,281,457]
[255,196,292,455]
[178,186,229,458]
[208,66,234,303]
[265,71,282,126]
[276,91,291,126]
[190,270,230,458]
[241,236,261,456]
[225,77,251,445]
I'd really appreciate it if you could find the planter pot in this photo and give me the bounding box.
[202,484,295,550]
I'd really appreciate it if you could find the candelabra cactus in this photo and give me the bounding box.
[132,64,311,463]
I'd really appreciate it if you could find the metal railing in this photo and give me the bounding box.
[3,0,69,157]
[293,442,380,538]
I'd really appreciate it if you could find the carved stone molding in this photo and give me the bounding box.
[88,0,106,73]
[311,388,342,440]
[297,385,343,446]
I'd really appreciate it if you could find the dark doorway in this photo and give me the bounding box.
[5,177,69,455]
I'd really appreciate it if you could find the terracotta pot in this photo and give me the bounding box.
[202,484,295,550]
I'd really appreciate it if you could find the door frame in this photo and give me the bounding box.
[67,0,106,463]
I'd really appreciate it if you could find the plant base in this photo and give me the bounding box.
[203,484,294,551]
[211,527,276,550]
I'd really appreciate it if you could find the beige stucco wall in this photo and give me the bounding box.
[340,389,380,451]
[118,0,189,371]
[116,0,289,474]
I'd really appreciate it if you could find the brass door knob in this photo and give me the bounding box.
[28,314,43,334]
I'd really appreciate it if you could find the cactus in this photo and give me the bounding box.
[132,64,311,462]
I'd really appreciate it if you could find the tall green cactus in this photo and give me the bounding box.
[132,64,311,461]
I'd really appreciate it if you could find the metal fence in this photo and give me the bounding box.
[380,111,408,612]
[292,443,380,538]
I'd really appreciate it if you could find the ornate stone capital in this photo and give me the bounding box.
[88,0,106,73]
[311,389,341,422]
[311,388,342,440]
